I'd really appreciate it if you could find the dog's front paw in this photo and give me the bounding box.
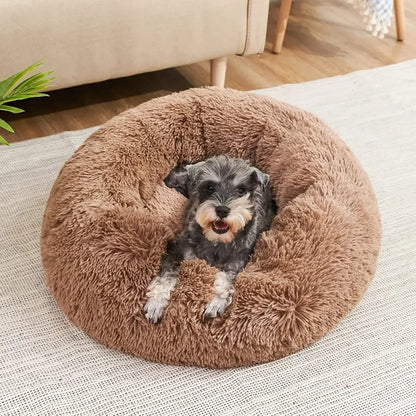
[203,296,231,319]
[144,298,167,323]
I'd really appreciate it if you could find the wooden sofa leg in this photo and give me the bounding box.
[273,0,293,54]
[394,0,405,41]
[210,57,227,87]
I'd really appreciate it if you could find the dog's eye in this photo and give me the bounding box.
[237,186,247,196]
[206,184,215,194]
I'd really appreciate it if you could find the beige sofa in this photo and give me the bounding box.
[0,0,269,90]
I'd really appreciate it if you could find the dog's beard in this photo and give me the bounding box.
[195,194,253,243]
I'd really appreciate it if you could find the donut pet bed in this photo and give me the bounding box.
[41,88,381,368]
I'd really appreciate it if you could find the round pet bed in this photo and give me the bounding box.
[41,88,381,368]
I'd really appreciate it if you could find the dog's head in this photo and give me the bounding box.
[165,155,269,243]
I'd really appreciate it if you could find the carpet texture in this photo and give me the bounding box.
[1,60,415,414]
[40,87,381,368]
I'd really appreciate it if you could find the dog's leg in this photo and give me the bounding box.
[144,271,177,323]
[203,269,238,319]
[204,256,248,319]
[144,243,185,323]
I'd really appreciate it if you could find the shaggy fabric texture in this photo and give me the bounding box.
[348,0,393,38]
[40,87,381,368]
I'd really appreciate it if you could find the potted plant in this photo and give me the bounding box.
[0,62,53,145]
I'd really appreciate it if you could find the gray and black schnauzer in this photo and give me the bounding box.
[144,155,275,323]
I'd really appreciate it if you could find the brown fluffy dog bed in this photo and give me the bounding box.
[41,88,381,368]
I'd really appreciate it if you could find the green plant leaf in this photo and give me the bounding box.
[18,79,54,95]
[0,134,10,145]
[0,62,43,98]
[0,62,53,143]
[20,81,53,94]
[0,104,24,113]
[18,80,55,95]
[0,93,49,105]
[12,72,54,95]
[0,118,14,133]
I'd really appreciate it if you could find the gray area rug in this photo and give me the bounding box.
[1,60,415,415]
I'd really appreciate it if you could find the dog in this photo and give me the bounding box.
[144,155,275,323]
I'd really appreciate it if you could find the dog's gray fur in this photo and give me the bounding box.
[144,155,275,323]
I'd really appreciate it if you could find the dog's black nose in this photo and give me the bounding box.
[215,206,230,218]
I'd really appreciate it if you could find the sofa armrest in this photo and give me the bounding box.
[241,0,269,55]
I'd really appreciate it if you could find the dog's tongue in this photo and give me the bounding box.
[213,220,228,230]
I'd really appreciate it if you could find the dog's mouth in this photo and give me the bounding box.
[212,220,230,234]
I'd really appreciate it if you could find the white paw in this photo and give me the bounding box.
[144,297,167,323]
[144,272,177,323]
[203,296,231,319]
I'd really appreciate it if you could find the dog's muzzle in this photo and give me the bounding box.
[195,195,253,243]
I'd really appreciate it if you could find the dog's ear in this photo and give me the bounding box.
[250,168,270,189]
[164,165,190,198]
[185,161,205,184]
